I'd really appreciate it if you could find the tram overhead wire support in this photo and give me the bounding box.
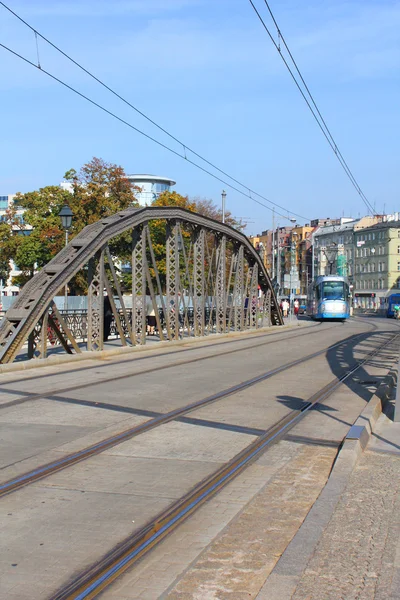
[0,207,283,364]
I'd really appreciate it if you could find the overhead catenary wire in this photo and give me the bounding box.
[0,1,309,222]
[261,0,374,215]
[248,0,375,215]
[0,41,309,222]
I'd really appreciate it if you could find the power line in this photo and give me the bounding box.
[0,1,310,222]
[0,41,309,222]
[262,0,374,215]
[248,0,375,215]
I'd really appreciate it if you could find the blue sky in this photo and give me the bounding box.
[1,0,399,234]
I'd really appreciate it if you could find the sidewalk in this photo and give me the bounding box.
[257,396,400,600]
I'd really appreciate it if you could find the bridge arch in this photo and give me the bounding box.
[0,206,283,363]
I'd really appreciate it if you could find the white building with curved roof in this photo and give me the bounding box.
[126,175,176,206]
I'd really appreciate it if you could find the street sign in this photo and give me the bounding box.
[283,274,300,290]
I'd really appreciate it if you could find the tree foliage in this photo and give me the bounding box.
[2,157,243,296]
[7,158,138,291]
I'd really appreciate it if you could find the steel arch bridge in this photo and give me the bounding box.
[0,207,283,364]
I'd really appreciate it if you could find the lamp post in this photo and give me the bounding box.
[221,190,226,224]
[59,204,73,311]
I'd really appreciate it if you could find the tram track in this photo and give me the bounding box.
[0,320,341,411]
[0,320,384,498]
[3,320,327,386]
[51,327,400,600]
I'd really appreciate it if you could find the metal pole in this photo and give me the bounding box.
[276,227,280,299]
[395,355,400,422]
[272,208,275,280]
[64,229,69,311]
[311,231,315,280]
[221,190,226,224]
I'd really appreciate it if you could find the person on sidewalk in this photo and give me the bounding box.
[282,298,289,317]
[294,298,300,318]
[147,306,157,336]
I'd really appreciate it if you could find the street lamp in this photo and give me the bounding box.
[59,204,73,311]
[59,204,73,233]
[221,190,226,224]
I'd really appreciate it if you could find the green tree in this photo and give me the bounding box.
[11,158,138,291]
[0,222,15,284]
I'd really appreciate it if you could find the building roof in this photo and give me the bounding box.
[126,174,176,186]
[354,220,400,233]
[314,219,360,237]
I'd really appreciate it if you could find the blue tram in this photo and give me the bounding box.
[307,275,350,320]
[383,294,400,318]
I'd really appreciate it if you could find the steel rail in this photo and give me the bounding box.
[0,321,340,412]
[52,330,400,600]
[1,320,327,388]
[0,324,382,497]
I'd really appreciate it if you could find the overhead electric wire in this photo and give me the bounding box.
[0,1,310,222]
[248,0,375,215]
[0,41,310,222]
[261,0,374,215]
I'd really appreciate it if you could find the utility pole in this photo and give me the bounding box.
[311,231,315,280]
[272,208,275,280]
[276,225,281,298]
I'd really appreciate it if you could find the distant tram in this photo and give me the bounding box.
[307,275,350,320]
[383,294,400,318]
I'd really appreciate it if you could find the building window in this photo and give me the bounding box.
[153,183,169,194]
[398,230,400,238]
[397,262,400,271]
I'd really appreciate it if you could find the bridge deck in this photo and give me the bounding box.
[0,316,398,600]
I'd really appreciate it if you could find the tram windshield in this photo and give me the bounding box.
[318,281,347,301]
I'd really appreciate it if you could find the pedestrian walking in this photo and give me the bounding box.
[282,298,289,317]
[103,296,113,341]
[147,306,157,335]
[294,298,299,317]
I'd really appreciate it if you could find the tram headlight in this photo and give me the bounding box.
[321,303,326,312]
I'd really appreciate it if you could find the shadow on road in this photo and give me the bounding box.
[277,319,398,417]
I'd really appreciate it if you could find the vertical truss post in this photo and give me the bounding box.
[193,227,205,337]
[216,235,227,333]
[105,247,133,343]
[262,289,272,327]
[233,245,244,331]
[145,225,168,339]
[249,263,259,329]
[166,221,180,340]
[132,226,147,345]
[27,310,49,360]
[87,250,104,351]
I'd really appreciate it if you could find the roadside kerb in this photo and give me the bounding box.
[0,320,311,375]
[256,363,398,600]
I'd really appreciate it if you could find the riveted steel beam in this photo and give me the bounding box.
[0,207,282,363]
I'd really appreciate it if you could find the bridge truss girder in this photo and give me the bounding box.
[0,207,283,364]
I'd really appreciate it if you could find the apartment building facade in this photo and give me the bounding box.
[353,221,400,309]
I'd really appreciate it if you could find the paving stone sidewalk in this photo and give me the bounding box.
[259,409,400,600]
